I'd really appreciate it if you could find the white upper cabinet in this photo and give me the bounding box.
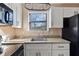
[49,7,63,28]
[4,3,12,9]
[11,3,17,27]
[63,8,75,17]
[63,7,79,18]
[15,3,22,28]
[12,3,22,28]
[73,8,79,15]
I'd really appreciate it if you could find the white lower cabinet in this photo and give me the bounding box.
[24,43,70,56]
[52,50,69,56]
[51,43,70,56]
[52,44,69,50]
[24,44,51,56]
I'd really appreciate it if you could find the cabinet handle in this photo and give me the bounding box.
[58,46,64,48]
[58,54,64,56]
[36,52,41,56]
[74,11,78,15]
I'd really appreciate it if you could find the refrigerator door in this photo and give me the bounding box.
[69,15,78,42]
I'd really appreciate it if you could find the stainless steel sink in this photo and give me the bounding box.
[31,37,47,41]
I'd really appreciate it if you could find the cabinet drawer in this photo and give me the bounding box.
[52,44,69,49]
[25,44,51,49]
[25,49,51,56]
[52,50,69,56]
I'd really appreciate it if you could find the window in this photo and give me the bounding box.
[29,11,47,31]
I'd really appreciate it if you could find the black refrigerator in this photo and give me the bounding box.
[62,14,79,56]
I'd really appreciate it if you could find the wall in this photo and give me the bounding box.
[15,4,62,38]
[0,25,16,39]
[0,4,62,39]
[1,3,79,39]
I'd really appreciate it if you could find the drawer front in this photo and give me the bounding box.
[52,44,69,49]
[25,49,51,56]
[24,44,51,56]
[24,44,51,49]
[25,49,38,56]
[52,50,69,56]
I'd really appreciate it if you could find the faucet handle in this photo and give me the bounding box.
[0,35,2,43]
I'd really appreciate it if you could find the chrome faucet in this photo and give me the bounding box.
[0,35,2,46]
[0,35,3,54]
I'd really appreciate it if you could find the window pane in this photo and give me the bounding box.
[29,13,47,21]
[30,22,47,30]
[29,12,47,31]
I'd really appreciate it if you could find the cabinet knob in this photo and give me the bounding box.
[74,11,78,15]
[58,54,64,56]
[36,52,41,56]
[58,46,64,48]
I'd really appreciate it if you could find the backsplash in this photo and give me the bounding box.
[0,25,62,39]
[15,28,62,38]
[0,26,16,39]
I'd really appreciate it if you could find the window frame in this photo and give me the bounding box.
[28,10,49,31]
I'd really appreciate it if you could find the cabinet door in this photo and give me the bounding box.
[51,43,70,56]
[73,8,79,15]
[4,3,12,9]
[12,3,17,27]
[63,8,75,17]
[52,50,69,56]
[52,44,69,50]
[12,3,22,28]
[24,44,51,56]
[51,7,63,28]
[16,3,22,28]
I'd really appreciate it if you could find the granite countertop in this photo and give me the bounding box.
[2,38,31,45]
[2,38,70,45]
[24,38,70,44]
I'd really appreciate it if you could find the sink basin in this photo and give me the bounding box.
[31,38,47,41]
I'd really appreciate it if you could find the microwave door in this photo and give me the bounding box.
[5,11,9,23]
[0,7,3,23]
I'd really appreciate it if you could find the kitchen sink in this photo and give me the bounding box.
[31,37,47,41]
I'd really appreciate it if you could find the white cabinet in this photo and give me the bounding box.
[63,7,79,17]
[63,8,75,17]
[72,8,79,15]
[4,3,12,9]
[50,7,79,28]
[52,44,69,49]
[12,3,22,28]
[16,4,22,28]
[51,43,70,56]
[52,50,69,56]
[50,7,63,28]
[24,44,51,56]
[11,3,17,27]
[24,43,70,56]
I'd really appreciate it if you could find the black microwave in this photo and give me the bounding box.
[0,3,13,25]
